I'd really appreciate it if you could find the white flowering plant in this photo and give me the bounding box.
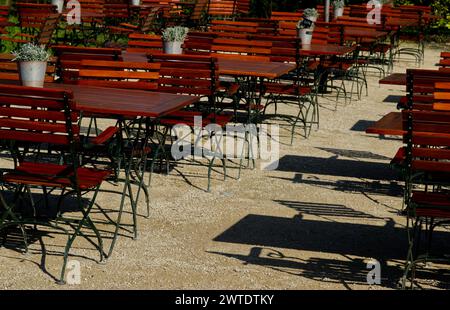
[162,27,189,42]
[333,0,345,9]
[12,43,50,62]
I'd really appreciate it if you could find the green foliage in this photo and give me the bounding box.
[431,0,450,29]
[12,43,49,62]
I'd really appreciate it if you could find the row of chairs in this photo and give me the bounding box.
[382,68,450,288]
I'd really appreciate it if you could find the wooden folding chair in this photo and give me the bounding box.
[148,53,239,191]
[0,84,112,284]
[52,45,122,83]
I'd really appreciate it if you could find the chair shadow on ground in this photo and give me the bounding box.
[275,155,399,181]
[274,200,379,219]
[271,154,404,200]
[211,213,450,288]
[0,188,135,282]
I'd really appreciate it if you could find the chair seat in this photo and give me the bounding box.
[3,162,111,190]
[412,191,450,218]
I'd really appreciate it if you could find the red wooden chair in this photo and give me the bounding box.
[76,59,161,243]
[52,45,122,83]
[125,33,163,53]
[16,3,58,35]
[401,108,450,289]
[208,0,238,21]
[147,53,237,191]
[0,84,111,284]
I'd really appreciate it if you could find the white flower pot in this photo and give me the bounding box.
[334,7,344,18]
[163,41,183,54]
[18,61,47,88]
[51,0,64,13]
[298,28,313,46]
[131,0,140,6]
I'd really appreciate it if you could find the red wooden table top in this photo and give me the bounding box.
[379,73,407,86]
[217,58,296,79]
[47,83,199,118]
[299,44,356,56]
[365,112,404,136]
[122,52,296,79]
[344,29,388,40]
[385,18,418,28]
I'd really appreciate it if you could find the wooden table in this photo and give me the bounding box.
[385,18,418,29]
[122,52,296,79]
[379,73,407,86]
[46,83,199,118]
[344,29,389,41]
[299,44,356,57]
[216,58,295,79]
[365,112,404,136]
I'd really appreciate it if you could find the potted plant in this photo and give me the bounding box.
[303,8,319,23]
[12,43,50,88]
[333,0,345,19]
[297,19,314,46]
[51,0,64,13]
[130,0,140,6]
[162,26,189,55]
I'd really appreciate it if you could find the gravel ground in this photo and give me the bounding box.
[0,43,449,290]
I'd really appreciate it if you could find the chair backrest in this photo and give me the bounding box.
[104,3,130,20]
[182,33,214,55]
[208,0,237,20]
[210,20,259,35]
[126,33,163,53]
[237,17,278,35]
[433,82,450,109]
[190,0,209,22]
[0,53,56,83]
[78,60,160,90]
[53,45,122,83]
[147,53,218,98]
[402,109,450,176]
[0,84,78,147]
[16,3,58,32]
[36,13,61,48]
[0,5,9,23]
[405,69,450,107]
[270,11,302,22]
[210,38,272,61]
[235,0,250,15]
[140,6,163,33]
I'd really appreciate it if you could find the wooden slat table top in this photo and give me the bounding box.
[379,73,406,86]
[46,83,199,118]
[122,52,296,79]
[344,29,388,40]
[365,112,404,136]
[299,44,356,57]
[217,58,295,79]
[385,18,418,28]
